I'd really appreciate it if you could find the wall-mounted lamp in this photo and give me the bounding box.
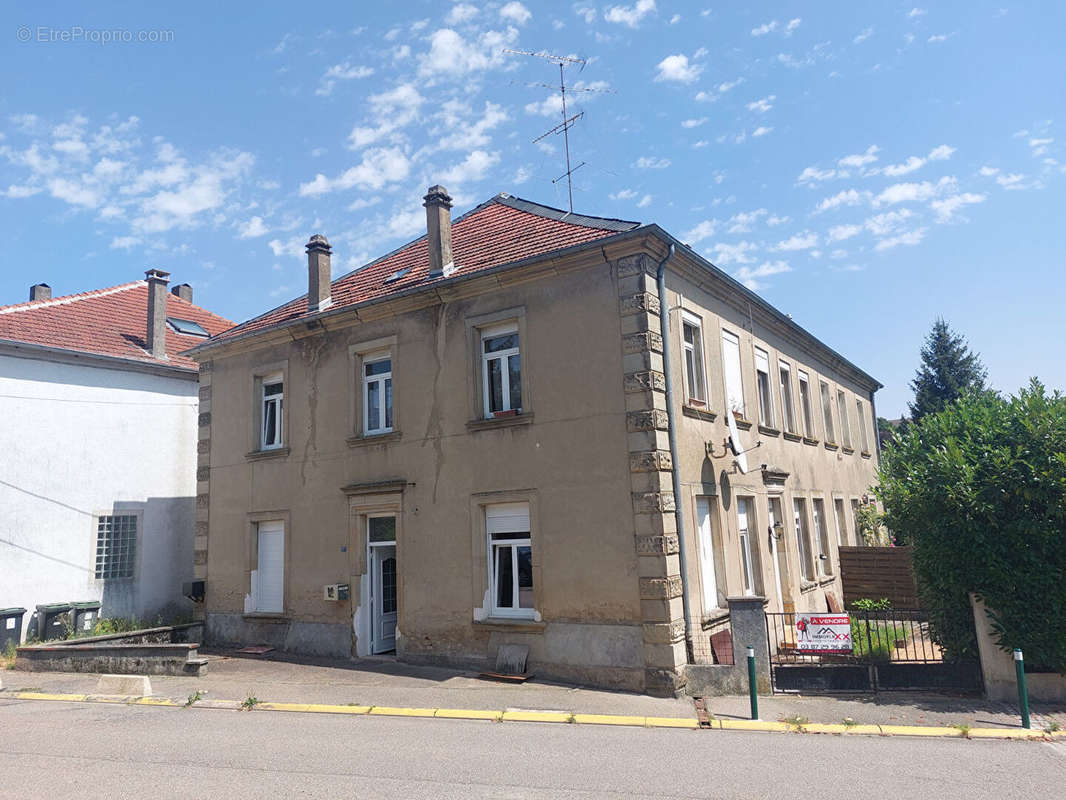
[770,522,784,541]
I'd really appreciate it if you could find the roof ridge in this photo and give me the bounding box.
[0,281,145,315]
[492,193,640,231]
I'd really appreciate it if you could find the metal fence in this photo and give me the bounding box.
[766,609,944,666]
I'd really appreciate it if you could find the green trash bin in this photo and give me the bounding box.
[0,607,26,650]
[36,603,73,641]
[71,601,102,635]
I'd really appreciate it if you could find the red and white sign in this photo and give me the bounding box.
[795,614,852,654]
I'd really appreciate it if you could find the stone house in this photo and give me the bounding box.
[188,187,881,694]
[0,274,233,642]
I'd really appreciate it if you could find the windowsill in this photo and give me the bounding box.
[802,437,819,446]
[242,613,288,623]
[347,431,402,448]
[758,424,780,437]
[245,447,290,462]
[823,442,839,451]
[473,617,545,633]
[466,412,534,432]
[699,609,731,628]
[818,575,837,586]
[782,431,802,442]
[733,418,753,431]
[682,405,717,422]
[841,446,855,455]
[861,451,872,459]
[799,580,819,594]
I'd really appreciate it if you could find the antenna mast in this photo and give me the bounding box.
[504,48,596,213]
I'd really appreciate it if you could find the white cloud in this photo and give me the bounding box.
[864,209,913,236]
[928,144,956,160]
[669,13,680,24]
[751,20,778,36]
[610,188,637,200]
[418,26,518,80]
[655,54,702,83]
[134,151,254,233]
[928,33,953,43]
[766,214,789,226]
[637,194,652,208]
[711,241,758,265]
[797,166,840,184]
[109,235,140,250]
[838,144,879,168]
[499,2,532,24]
[752,126,773,137]
[734,260,792,291]
[604,0,656,28]
[931,192,985,222]
[348,84,424,148]
[979,165,1000,177]
[440,149,500,184]
[4,183,42,199]
[828,224,862,241]
[727,209,767,233]
[908,8,927,18]
[681,118,707,128]
[775,231,818,251]
[299,147,411,196]
[996,172,1025,189]
[437,101,508,150]
[1029,137,1054,156]
[316,62,374,96]
[513,165,531,184]
[874,176,956,206]
[746,95,776,113]
[874,228,927,250]
[238,215,269,239]
[574,4,597,23]
[785,18,802,35]
[683,220,717,243]
[816,189,870,212]
[446,4,479,24]
[853,27,873,44]
[880,144,955,177]
[635,156,671,169]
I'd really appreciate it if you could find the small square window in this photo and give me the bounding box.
[94,515,137,579]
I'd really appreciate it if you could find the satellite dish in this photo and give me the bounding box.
[727,412,749,474]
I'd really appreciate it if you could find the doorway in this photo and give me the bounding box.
[367,515,397,654]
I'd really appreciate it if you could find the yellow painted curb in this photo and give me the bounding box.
[644,716,701,729]
[257,702,371,715]
[878,725,961,738]
[841,725,884,736]
[572,713,647,727]
[501,710,573,724]
[130,697,180,707]
[434,708,502,721]
[718,719,790,733]
[967,727,1048,740]
[14,692,87,702]
[368,706,438,718]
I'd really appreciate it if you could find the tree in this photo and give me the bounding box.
[878,380,1066,669]
[908,319,988,422]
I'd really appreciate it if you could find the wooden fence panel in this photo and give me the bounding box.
[838,546,920,609]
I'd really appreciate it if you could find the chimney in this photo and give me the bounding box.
[29,283,51,302]
[423,185,455,277]
[171,283,193,303]
[306,234,332,312]
[145,268,170,359]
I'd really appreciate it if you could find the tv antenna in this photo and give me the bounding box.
[503,48,612,213]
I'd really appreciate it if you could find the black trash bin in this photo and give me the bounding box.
[71,601,102,636]
[36,603,73,641]
[0,607,26,651]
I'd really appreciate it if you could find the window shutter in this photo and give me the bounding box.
[486,503,530,534]
[257,522,285,613]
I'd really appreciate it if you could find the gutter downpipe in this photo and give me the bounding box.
[655,244,695,663]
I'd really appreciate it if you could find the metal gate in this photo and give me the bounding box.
[765,610,982,693]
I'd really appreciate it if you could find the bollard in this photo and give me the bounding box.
[747,645,759,720]
[1014,649,1030,729]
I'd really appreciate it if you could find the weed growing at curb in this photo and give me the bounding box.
[344,702,361,706]
[566,713,576,724]
[842,717,858,728]
[17,687,43,693]
[1044,721,1062,733]
[952,724,972,738]
[185,690,203,708]
[781,715,809,731]
[241,695,260,710]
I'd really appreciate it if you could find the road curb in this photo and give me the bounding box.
[5,691,1059,740]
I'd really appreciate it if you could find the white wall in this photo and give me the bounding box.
[0,353,198,642]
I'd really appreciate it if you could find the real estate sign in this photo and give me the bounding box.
[795,614,852,654]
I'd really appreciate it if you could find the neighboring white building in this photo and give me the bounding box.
[0,272,232,642]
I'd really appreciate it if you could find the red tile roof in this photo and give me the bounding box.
[210,194,640,346]
[0,281,234,371]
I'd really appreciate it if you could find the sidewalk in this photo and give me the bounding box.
[4,648,1064,734]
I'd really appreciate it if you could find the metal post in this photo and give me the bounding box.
[1014,649,1030,729]
[747,645,759,720]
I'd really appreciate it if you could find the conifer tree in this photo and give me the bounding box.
[908,318,988,421]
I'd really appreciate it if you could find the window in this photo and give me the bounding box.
[486,503,533,618]
[812,499,831,577]
[681,313,707,405]
[851,499,862,546]
[820,381,836,444]
[261,374,284,449]
[755,348,774,427]
[798,370,814,438]
[856,399,870,453]
[793,498,814,582]
[363,354,393,434]
[737,497,758,596]
[837,390,852,449]
[696,497,721,611]
[834,499,848,546]
[94,515,137,579]
[721,329,745,417]
[166,317,209,337]
[255,521,285,613]
[779,359,797,433]
[481,324,521,417]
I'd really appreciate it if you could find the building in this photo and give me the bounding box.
[189,187,881,694]
[0,273,233,642]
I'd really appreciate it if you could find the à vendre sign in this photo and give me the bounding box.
[795,614,852,654]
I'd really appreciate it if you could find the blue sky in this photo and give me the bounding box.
[2,1,1063,416]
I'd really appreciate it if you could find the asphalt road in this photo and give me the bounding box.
[1,697,1063,799]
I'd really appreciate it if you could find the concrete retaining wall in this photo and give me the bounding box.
[684,596,771,696]
[15,642,204,676]
[971,594,1066,702]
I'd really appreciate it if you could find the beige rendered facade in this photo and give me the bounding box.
[190,191,881,695]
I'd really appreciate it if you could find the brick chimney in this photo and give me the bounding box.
[423,185,455,278]
[171,283,193,303]
[306,234,332,312]
[29,283,51,302]
[145,268,170,359]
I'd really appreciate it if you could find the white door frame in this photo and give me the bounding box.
[366,515,397,654]
[767,497,785,611]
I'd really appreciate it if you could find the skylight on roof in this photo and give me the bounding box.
[383,267,412,284]
[167,317,209,337]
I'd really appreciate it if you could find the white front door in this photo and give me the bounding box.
[767,498,785,611]
[256,521,284,614]
[369,543,397,653]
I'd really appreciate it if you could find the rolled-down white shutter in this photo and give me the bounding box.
[256,521,285,613]
[486,503,530,535]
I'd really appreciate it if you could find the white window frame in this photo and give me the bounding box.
[486,503,534,619]
[681,312,707,405]
[696,497,721,612]
[798,370,815,438]
[851,498,862,546]
[754,347,774,427]
[778,359,797,433]
[261,373,284,450]
[833,498,848,546]
[362,352,393,435]
[837,389,852,449]
[737,497,757,596]
[481,322,521,418]
[794,497,814,582]
[856,399,870,453]
[820,381,836,444]
[721,329,745,418]
[812,498,831,577]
